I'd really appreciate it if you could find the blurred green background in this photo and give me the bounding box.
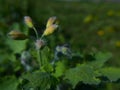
[0,0,120,66]
[0,0,120,90]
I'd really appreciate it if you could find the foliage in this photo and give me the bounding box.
[0,1,120,90]
[0,76,19,90]
[64,52,120,88]
[21,72,58,90]
[64,64,101,88]
[88,52,112,69]
[99,67,120,82]
[0,16,119,90]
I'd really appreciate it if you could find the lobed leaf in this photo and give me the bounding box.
[22,72,58,90]
[64,64,101,88]
[0,76,19,90]
[88,52,112,69]
[5,39,28,54]
[53,61,67,78]
[99,67,120,82]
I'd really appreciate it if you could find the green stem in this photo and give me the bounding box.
[40,34,44,39]
[33,27,39,39]
[37,50,42,67]
[39,50,42,66]
[33,27,42,68]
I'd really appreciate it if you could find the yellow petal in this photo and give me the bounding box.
[43,24,58,36]
[24,16,34,28]
[46,16,57,28]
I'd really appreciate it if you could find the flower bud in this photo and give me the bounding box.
[46,16,57,28]
[56,45,72,56]
[35,39,46,50]
[20,51,32,71]
[43,24,58,36]
[8,30,28,40]
[83,15,93,23]
[24,16,34,28]
[97,30,105,36]
[54,44,72,60]
[21,51,31,60]
[115,41,120,47]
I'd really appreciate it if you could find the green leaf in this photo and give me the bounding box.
[41,46,51,64]
[0,76,19,90]
[22,72,58,90]
[64,64,100,88]
[99,67,120,82]
[41,63,54,73]
[89,52,112,69]
[6,23,29,54]
[53,61,67,78]
[6,39,28,53]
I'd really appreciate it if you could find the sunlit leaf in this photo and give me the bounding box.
[64,64,101,88]
[88,52,112,69]
[53,61,67,78]
[5,39,28,53]
[99,67,120,82]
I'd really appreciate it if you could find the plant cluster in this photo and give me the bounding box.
[2,16,120,90]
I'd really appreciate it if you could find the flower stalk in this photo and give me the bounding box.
[24,16,59,69]
[33,27,42,68]
[24,16,42,68]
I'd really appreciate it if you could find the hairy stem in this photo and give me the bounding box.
[37,50,42,67]
[33,27,42,68]
[33,27,39,39]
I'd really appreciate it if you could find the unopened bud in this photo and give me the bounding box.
[115,41,120,47]
[46,16,57,28]
[35,39,46,50]
[8,30,28,40]
[43,24,58,36]
[83,15,93,23]
[24,16,34,28]
[55,44,72,59]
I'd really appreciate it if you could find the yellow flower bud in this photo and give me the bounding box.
[83,15,93,23]
[105,27,115,33]
[43,24,58,36]
[115,41,120,47]
[8,30,28,40]
[107,10,114,16]
[24,16,34,28]
[97,30,105,36]
[46,16,57,28]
